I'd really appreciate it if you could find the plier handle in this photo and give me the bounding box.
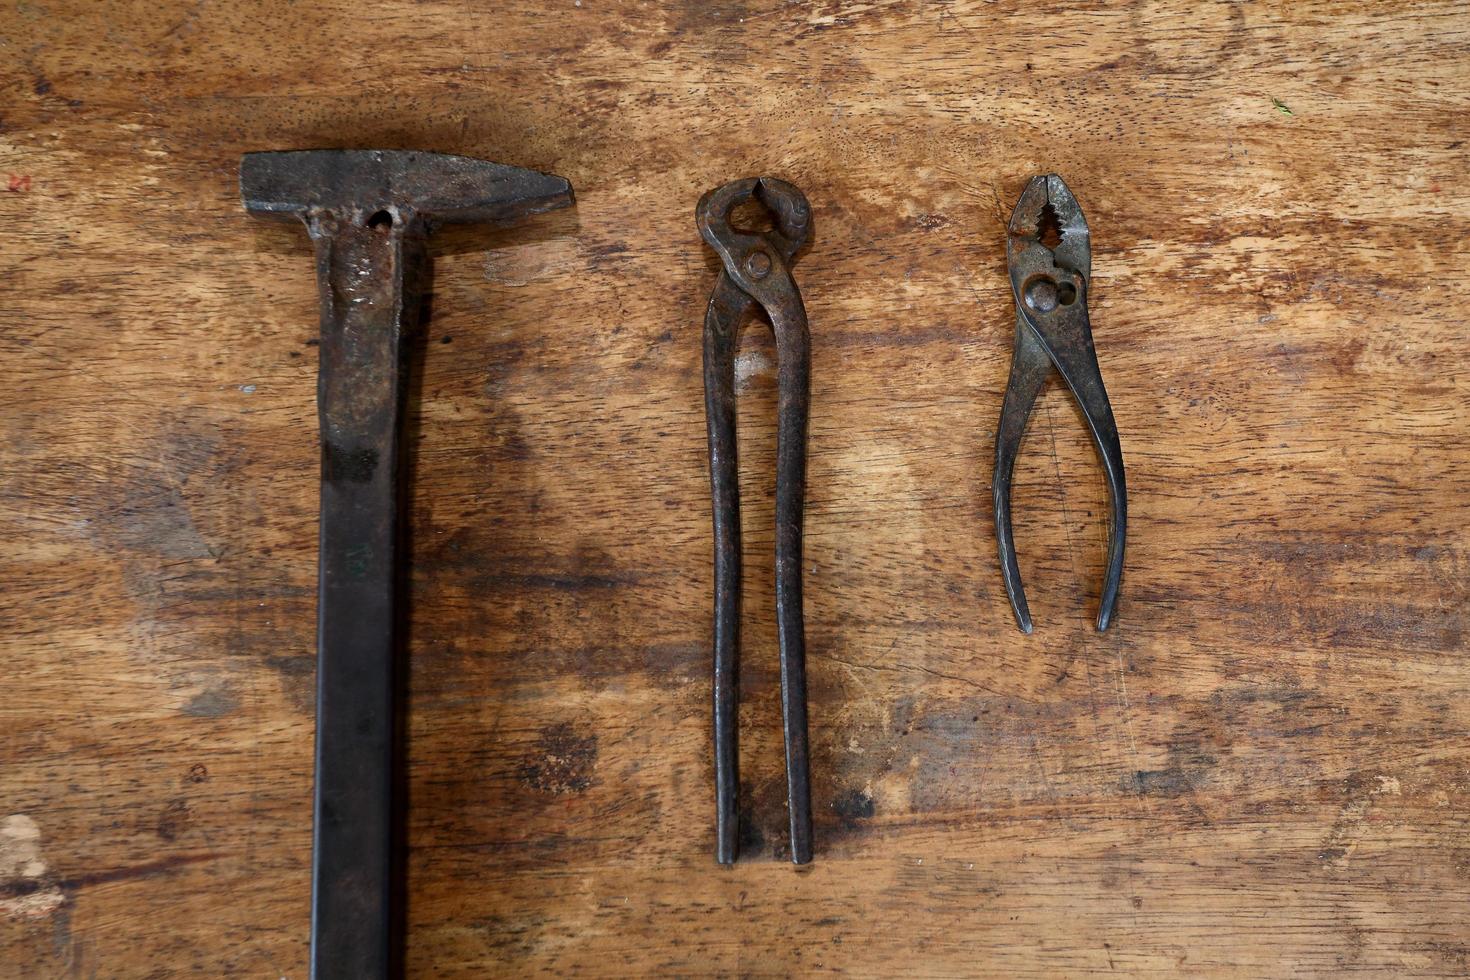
[993,174,1127,632]
[696,177,814,865]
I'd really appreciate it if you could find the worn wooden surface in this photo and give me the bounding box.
[3,0,1469,975]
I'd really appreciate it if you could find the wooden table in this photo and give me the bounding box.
[3,1,1467,975]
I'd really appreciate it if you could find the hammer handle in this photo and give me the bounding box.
[309,217,421,979]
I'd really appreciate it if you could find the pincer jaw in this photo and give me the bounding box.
[696,177,811,260]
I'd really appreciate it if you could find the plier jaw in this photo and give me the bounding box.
[993,174,1127,633]
[1007,172,1091,285]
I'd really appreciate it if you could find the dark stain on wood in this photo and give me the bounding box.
[831,788,876,829]
[154,801,190,842]
[515,724,599,796]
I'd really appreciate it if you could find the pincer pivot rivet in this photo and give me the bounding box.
[745,250,772,279]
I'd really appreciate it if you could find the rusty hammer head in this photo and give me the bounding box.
[240,149,573,231]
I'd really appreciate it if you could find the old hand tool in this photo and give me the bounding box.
[993,173,1126,633]
[241,150,572,978]
[697,177,814,865]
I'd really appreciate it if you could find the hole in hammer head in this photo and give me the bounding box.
[366,210,394,230]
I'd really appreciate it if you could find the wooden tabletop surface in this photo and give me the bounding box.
[3,1,1468,975]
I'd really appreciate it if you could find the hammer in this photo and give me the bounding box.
[241,150,573,978]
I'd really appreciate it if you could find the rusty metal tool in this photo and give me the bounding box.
[697,177,814,865]
[240,149,572,978]
[993,173,1126,633]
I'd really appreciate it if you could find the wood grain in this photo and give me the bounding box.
[2,0,1468,975]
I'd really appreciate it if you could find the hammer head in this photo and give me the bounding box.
[240,150,573,228]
